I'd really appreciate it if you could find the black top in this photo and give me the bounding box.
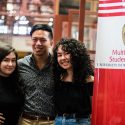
[55,80,93,116]
[0,76,24,125]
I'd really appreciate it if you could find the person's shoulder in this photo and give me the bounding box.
[18,54,32,65]
[86,75,94,83]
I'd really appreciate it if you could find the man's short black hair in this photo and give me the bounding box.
[30,24,53,39]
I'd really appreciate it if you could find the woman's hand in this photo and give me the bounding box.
[86,75,94,83]
[0,113,5,124]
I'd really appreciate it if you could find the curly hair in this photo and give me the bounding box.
[53,38,94,83]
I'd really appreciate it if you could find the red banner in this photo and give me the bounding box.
[92,0,125,125]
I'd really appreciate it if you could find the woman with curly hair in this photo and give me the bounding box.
[53,38,94,125]
[0,43,24,125]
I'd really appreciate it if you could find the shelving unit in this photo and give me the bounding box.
[0,0,98,60]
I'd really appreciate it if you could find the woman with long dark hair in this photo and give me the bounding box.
[0,43,24,125]
[53,38,94,125]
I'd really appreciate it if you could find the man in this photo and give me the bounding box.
[18,24,55,125]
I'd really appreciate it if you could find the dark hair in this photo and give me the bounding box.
[0,43,23,95]
[53,38,94,83]
[30,24,53,40]
[0,43,17,62]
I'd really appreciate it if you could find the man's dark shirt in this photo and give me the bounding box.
[18,54,55,117]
